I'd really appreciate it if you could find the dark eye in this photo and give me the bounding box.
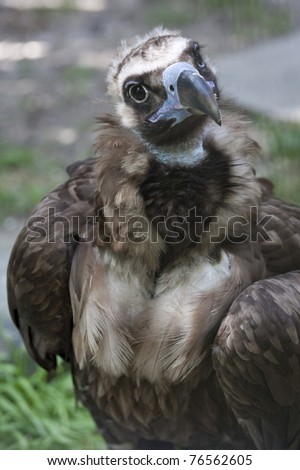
[128,83,149,103]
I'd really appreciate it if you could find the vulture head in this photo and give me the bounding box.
[107,28,221,156]
[95,27,261,257]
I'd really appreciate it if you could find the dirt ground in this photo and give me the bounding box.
[1,0,300,166]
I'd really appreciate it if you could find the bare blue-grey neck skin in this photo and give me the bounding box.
[146,138,206,166]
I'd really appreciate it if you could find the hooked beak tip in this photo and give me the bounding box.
[213,108,222,126]
[177,68,221,126]
[147,62,222,127]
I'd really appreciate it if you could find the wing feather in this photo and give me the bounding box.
[7,158,98,370]
[259,193,300,276]
[213,271,300,449]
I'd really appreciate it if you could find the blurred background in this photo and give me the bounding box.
[0,0,300,449]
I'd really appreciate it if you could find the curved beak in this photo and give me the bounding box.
[148,61,221,127]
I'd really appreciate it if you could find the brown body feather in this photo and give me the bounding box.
[7,28,300,449]
[213,271,300,449]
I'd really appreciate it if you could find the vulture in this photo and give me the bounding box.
[7,27,300,450]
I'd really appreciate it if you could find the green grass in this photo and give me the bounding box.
[251,115,300,204]
[147,0,291,40]
[29,0,78,13]
[62,65,97,96]
[0,142,66,221]
[62,65,96,83]
[147,4,195,27]
[224,0,291,42]
[260,119,300,162]
[0,333,106,450]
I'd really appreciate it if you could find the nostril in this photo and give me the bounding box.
[169,84,175,92]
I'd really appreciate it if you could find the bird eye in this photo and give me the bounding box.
[127,83,149,103]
